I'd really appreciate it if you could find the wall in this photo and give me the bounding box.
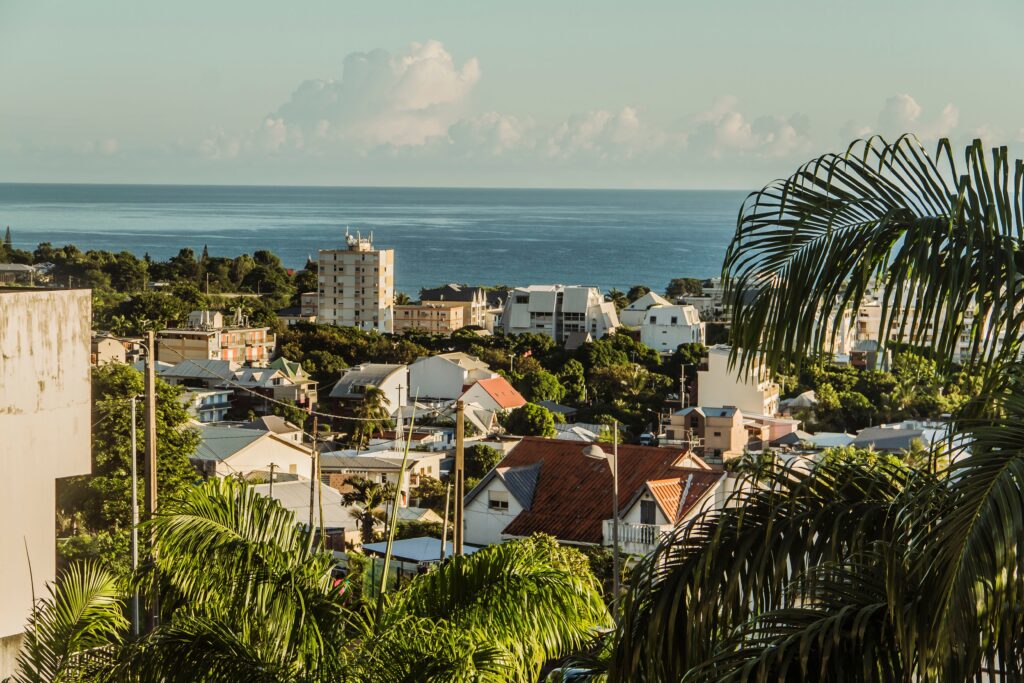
[698,348,779,416]
[464,478,523,546]
[217,435,313,479]
[0,289,92,675]
[409,357,465,400]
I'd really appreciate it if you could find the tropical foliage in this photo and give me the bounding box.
[611,136,1024,681]
[10,479,610,682]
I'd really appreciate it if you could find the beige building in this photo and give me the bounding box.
[0,289,92,675]
[393,302,465,335]
[156,310,275,364]
[90,335,127,365]
[666,406,748,463]
[317,230,394,332]
[420,284,488,328]
[697,345,780,417]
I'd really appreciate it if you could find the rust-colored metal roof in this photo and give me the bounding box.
[645,473,721,522]
[492,437,701,544]
[473,376,527,409]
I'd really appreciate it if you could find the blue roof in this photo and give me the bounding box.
[362,536,482,563]
[193,425,267,462]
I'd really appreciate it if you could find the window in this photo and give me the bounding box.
[640,499,657,525]
[515,295,529,304]
[671,316,678,324]
[488,490,509,510]
[649,316,657,324]
[713,431,721,437]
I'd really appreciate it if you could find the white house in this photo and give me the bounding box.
[500,285,619,342]
[408,352,497,401]
[463,437,724,556]
[458,377,527,414]
[179,388,232,423]
[192,424,313,479]
[619,291,672,327]
[697,345,780,417]
[329,363,407,412]
[639,304,705,353]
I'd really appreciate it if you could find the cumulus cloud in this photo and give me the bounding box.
[271,40,480,149]
[866,94,960,140]
[688,96,812,159]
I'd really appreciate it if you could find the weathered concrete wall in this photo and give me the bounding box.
[0,289,92,675]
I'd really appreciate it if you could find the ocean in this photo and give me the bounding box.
[0,184,747,295]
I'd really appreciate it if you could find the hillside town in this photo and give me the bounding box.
[0,215,983,677]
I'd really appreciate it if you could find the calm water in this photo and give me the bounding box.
[0,184,747,295]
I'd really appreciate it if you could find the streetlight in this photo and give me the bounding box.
[583,420,619,620]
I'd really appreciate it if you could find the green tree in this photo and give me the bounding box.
[504,404,556,437]
[665,277,703,299]
[558,358,587,404]
[410,475,448,512]
[606,288,629,312]
[615,137,1024,680]
[343,477,392,545]
[466,443,504,478]
[517,368,566,403]
[57,365,200,576]
[271,398,309,431]
[626,285,651,302]
[348,385,393,448]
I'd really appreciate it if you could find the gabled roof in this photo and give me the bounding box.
[419,284,485,303]
[330,364,406,399]
[241,415,302,435]
[624,291,671,310]
[498,462,542,510]
[465,377,526,410]
[852,426,925,451]
[253,481,356,531]
[626,472,723,524]
[268,357,310,381]
[162,359,239,382]
[536,400,577,416]
[466,437,696,544]
[193,424,267,462]
[415,351,490,372]
[563,330,592,351]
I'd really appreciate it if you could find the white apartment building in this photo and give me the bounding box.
[500,285,619,342]
[1,289,92,675]
[639,304,705,353]
[619,291,672,327]
[697,344,780,417]
[317,230,394,332]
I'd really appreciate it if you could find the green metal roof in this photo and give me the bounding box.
[193,424,267,462]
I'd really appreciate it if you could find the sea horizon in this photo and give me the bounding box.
[0,183,748,295]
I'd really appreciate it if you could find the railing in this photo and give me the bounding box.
[605,521,664,549]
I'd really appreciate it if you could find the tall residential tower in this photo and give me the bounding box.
[317,230,394,332]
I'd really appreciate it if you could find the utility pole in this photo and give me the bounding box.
[309,416,319,535]
[439,482,452,562]
[453,400,465,555]
[143,330,159,629]
[129,397,140,637]
[268,462,276,498]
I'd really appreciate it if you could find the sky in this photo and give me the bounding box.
[1,0,1022,189]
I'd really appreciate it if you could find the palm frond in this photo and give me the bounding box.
[11,562,127,683]
[724,136,1024,376]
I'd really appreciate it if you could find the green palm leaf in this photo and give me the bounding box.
[10,562,127,683]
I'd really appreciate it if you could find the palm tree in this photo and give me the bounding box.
[350,385,392,449]
[394,292,411,305]
[611,136,1024,681]
[10,480,609,682]
[344,477,392,545]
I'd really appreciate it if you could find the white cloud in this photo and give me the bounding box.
[870,94,959,140]
[272,40,480,149]
[689,97,812,160]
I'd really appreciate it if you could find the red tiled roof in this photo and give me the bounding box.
[473,377,527,409]
[645,474,720,522]
[491,437,704,544]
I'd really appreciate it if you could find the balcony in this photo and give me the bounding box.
[602,520,669,556]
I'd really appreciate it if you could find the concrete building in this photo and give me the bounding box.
[0,289,92,675]
[408,352,497,401]
[420,284,488,328]
[228,357,318,414]
[666,406,749,463]
[697,345,780,417]
[500,285,619,342]
[156,309,275,364]
[619,291,672,327]
[179,388,232,423]
[639,304,705,353]
[300,291,319,318]
[393,302,465,335]
[329,363,407,413]
[90,335,127,365]
[317,229,394,332]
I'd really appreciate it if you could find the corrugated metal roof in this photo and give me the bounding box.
[162,359,239,381]
[475,437,696,544]
[193,424,267,462]
[329,364,406,398]
[498,462,542,510]
[470,377,526,409]
[252,480,357,531]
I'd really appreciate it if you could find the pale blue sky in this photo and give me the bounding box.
[1,0,1021,188]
